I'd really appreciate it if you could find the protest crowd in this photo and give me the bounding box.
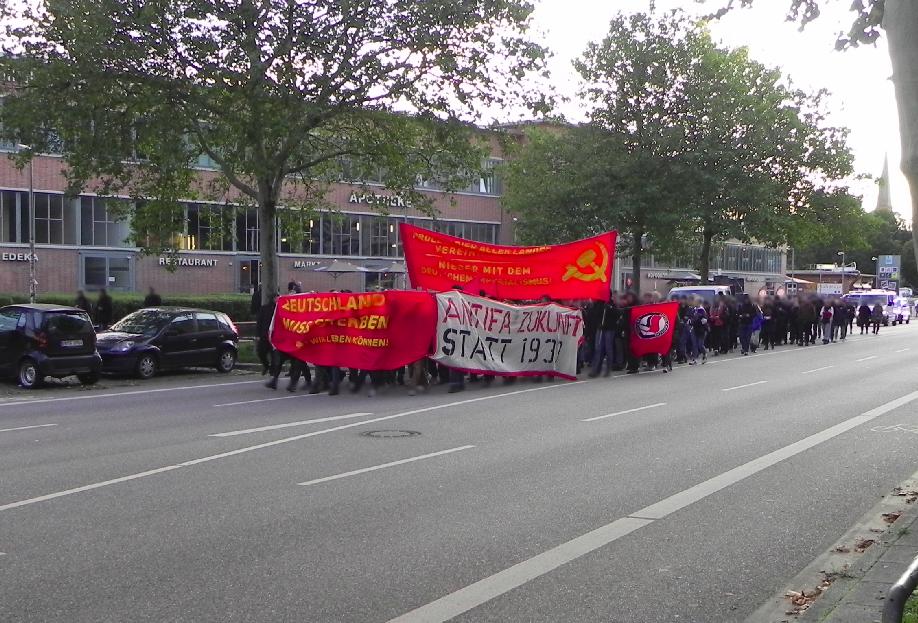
[255,224,892,398]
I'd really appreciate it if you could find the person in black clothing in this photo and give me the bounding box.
[143,287,162,307]
[588,297,618,377]
[94,289,114,329]
[74,290,92,315]
[737,294,756,355]
[250,285,262,317]
[857,303,871,334]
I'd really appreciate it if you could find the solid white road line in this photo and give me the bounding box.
[210,413,373,437]
[387,389,918,623]
[0,381,584,512]
[856,355,878,362]
[0,380,264,409]
[721,380,768,392]
[298,445,475,486]
[214,393,319,408]
[801,366,835,375]
[896,348,911,353]
[0,423,58,433]
[581,403,666,422]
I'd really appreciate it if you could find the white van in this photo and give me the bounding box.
[667,285,733,304]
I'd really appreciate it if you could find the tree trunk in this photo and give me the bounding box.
[631,229,644,297]
[884,0,918,279]
[699,229,713,284]
[258,199,278,304]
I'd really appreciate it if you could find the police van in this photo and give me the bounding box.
[842,289,896,326]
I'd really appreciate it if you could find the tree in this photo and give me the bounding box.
[0,0,548,302]
[708,0,918,287]
[504,10,852,292]
[570,11,707,294]
[677,35,853,283]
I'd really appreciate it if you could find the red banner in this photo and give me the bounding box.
[400,223,616,301]
[270,291,437,370]
[629,302,679,358]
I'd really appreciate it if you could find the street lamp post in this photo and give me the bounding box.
[871,256,879,289]
[837,250,845,295]
[18,144,36,303]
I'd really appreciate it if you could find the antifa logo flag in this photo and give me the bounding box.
[629,302,679,358]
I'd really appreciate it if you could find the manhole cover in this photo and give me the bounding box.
[361,430,421,438]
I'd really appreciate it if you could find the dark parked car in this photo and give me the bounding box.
[0,304,102,389]
[96,307,239,379]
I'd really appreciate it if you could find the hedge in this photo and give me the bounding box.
[0,292,255,322]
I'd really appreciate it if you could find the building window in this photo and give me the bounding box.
[324,214,360,256]
[364,216,398,257]
[33,193,64,244]
[235,208,260,253]
[80,196,129,247]
[0,190,23,243]
[187,203,233,251]
[81,253,133,291]
[279,211,320,254]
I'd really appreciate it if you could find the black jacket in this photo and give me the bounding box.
[256,303,276,341]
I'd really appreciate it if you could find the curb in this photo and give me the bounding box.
[745,468,918,623]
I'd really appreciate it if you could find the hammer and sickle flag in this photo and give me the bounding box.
[563,244,610,284]
[401,223,616,301]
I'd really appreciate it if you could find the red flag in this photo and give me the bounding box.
[629,302,679,358]
[270,291,437,370]
[400,223,616,301]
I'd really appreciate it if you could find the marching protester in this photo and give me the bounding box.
[871,302,884,334]
[857,302,872,334]
[819,300,835,344]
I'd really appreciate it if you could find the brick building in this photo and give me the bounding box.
[0,144,511,297]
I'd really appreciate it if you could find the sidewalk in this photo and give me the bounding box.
[801,495,918,623]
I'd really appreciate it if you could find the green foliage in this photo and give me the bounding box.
[504,9,853,289]
[0,292,255,322]
[704,0,885,48]
[904,590,918,623]
[0,0,548,298]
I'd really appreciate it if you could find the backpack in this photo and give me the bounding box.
[821,309,832,322]
[710,307,724,327]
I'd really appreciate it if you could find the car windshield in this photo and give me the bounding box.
[110,310,174,337]
[847,295,889,308]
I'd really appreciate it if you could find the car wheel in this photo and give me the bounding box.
[216,348,236,373]
[18,358,42,389]
[135,354,158,380]
[77,371,100,385]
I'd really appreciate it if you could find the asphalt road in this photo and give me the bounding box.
[1,325,917,622]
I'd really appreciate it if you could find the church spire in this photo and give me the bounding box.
[876,155,893,213]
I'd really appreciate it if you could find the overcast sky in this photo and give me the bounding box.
[529,0,906,222]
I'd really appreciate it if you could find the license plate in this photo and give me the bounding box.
[61,339,83,347]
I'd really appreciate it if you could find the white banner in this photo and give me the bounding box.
[432,291,584,380]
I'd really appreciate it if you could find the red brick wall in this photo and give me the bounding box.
[0,245,80,294]
[135,254,236,295]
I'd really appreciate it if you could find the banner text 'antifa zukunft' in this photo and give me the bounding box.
[270,291,437,370]
[432,291,584,380]
[401,223,617,302]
